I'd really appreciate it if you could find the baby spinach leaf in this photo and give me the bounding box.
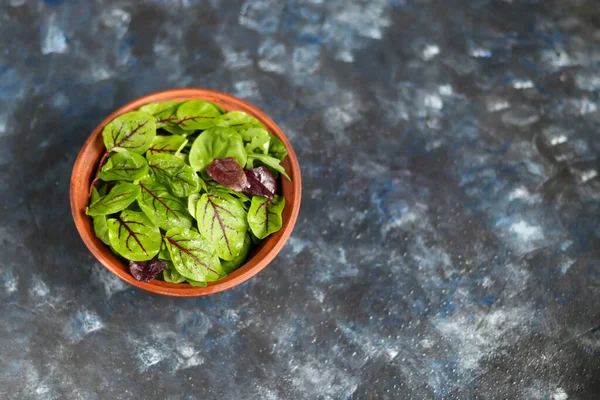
[128,258,166,282]
[90,188,110,245]
[206,157,248,192]
[102,111,156,154]
[97,148,149,181]
[146,135,188,159]
[268,134,288,160]
[162,261,186,283]
[86,182,141,216]
[176,100,222,131]
[216,111,255,128]
[245,135,270,155]
[247,195,285,239]
[196,191,248,261]
[189,126,247,172]
[107,210,162,261]
[148,153,200,197]
[137,178,192,230]
[244,166,276,200]
[221,233,252,274]
[163,227,224,282]
[238,126,270,143]
[186,279,208,287]
[247,153,290,180]
[187,193,201,219]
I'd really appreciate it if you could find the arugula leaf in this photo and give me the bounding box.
[247,195,285,239]
[176,100,222,131]
[102,111,156,154]
[247,153,290,180]
[90,187,110,245]
[221,233,252,274]
[196,191,248,261]
[97,148,149,181]
[146,135,188,159]
[189,126,247,172]
[268,134,287,160]
[148,153,201,197]
[163,227,224,282]
[86,182,141,216]
[162,261,186,283]
[107,210,162,261]
[137,178,192,230]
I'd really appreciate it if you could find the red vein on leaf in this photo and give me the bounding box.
[207,196,234,256]
[139,182,182,223]
[162,234,217,274]
[118,216,148,255]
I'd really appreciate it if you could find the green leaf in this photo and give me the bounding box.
[268,134,288,160]
[216,111,255,128]
[107,210,162,261]
[86,182,141,216]
[187,279,207,287]
[158,242,171,260]
[238,126,270,143]
[162,261,186,283]
[139,101,181,116]
[189,126,247,171]
[247,153,290,180]
[247,195,285,239]
[206,181,251,205]
[137,178,193,230]
[196,191,248,261]
[146,135,188,158]
[221,233,252,274]
[163,227,224,282]
[102,111,156,154]
[176,100,222,131]
[91,188,110,245]
[97,149,149,181]
[148,153,201,197]
[187,193,201,219]
[245,135,270,155]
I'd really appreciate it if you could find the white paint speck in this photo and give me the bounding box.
[552,387,568,400]
[137,346,164,371]
[487,98,510,112]
[513,79,534,89]
[30,278,49,297]
[508,186,537,202]
[3,271,18,294]
[78,311,104,335]
[222,47,252,69]
[438,84,453,96]
[292,45,320,75]
[578,169,597,183]
[100,8,131,39]
[234,80,260,98]
[286,236,310,256]
[510,220,544,242]
[422,44,440,61]
[424,94,443,110]
[549,134,568,145]
[41,16,68,55]
[470,48,491,58]
[258,40,287,74]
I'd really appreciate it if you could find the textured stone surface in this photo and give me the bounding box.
[1,0,600,399]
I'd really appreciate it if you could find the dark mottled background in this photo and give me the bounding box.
[1,0,600,399]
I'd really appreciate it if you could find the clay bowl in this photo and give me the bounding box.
[70,88,302,296]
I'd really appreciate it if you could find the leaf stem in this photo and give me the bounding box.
[88,150,110,199]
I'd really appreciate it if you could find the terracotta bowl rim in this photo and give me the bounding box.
[70,88,302,297]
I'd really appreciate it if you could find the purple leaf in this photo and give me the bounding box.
[206,158,248,192]
[128,258,167,282]
[244,166,276,200]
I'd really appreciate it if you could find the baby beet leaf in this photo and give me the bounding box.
[162,261,186,283]
[189,126,247,172]
[187,279,208,287]
[163,227,224,282]
[176,100,222,131]
[206,157,248,192]
[97,149,149,181]
[147,153,200,197]
[139,101,180,117]
[86,182,141,216]
[247,195,285,239]
[158,242,171,260]
[196,191,248,261]
[247,153,290,180]
[102,111,156,154]
[129,258,166,282]
[107,210,162,261]
[221,233,252,274]
[90,188,110,245]
[187,193,201,219]
[146,135,188,159]
[244,166,276,200]
[137,178,193,230]
[268,134,288,160]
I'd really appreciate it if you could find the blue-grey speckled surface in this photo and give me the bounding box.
[1,0,600,399]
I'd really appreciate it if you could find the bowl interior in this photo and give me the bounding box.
[70,89,301,296]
